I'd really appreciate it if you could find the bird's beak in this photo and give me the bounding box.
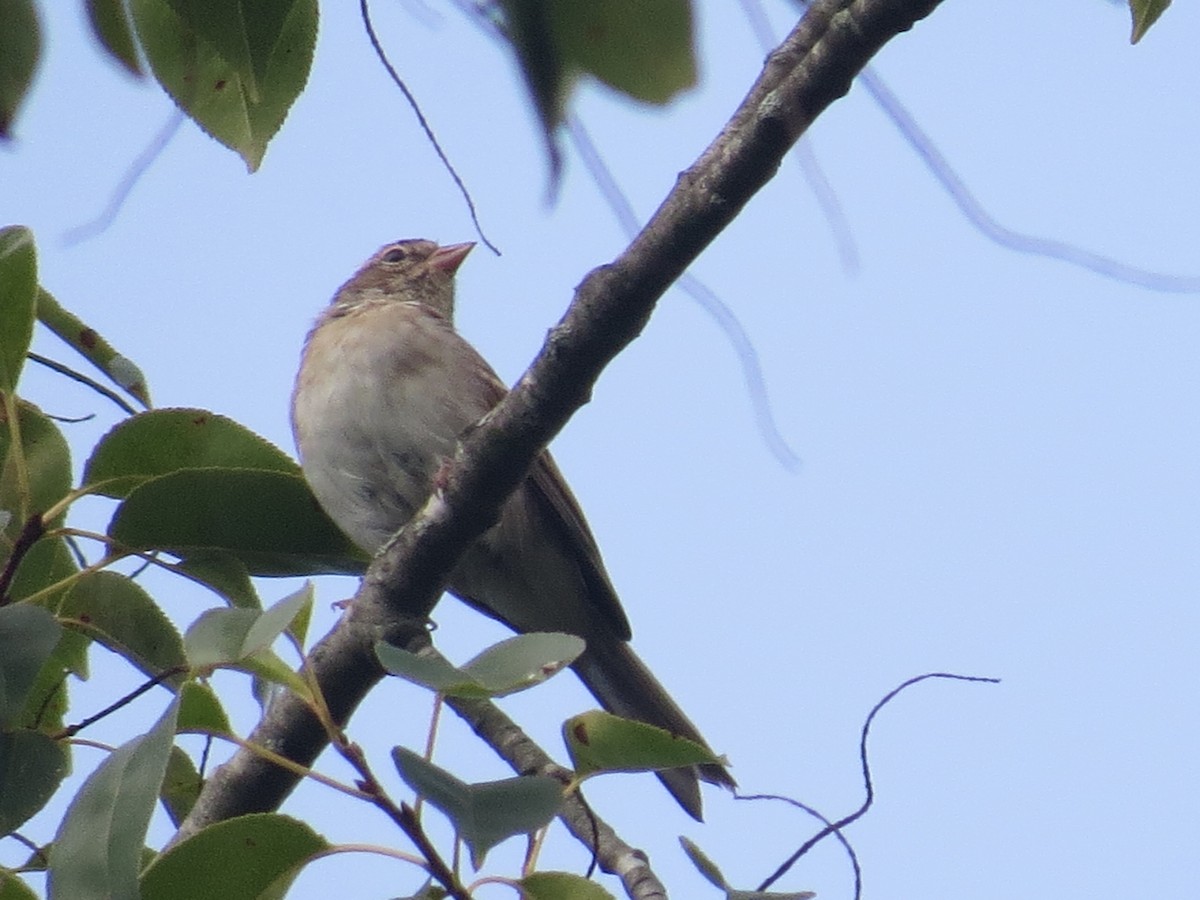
[429,242,475,274]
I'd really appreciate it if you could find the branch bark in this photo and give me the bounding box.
[175,0,944,889]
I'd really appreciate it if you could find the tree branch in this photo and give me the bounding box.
[174,0,943,888]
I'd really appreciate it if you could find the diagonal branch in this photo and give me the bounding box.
[174,0,943,890]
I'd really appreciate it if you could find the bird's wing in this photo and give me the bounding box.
[454,332,632,641]
[526,451,632,641]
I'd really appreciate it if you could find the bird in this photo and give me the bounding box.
[291,238,734,818]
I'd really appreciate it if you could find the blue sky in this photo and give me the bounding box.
[5,1,1199,898]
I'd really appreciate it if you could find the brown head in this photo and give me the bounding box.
[332,239,475,319]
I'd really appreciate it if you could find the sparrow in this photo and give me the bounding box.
[291,239,733,818]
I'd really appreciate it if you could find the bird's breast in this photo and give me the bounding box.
[292,302,485,553]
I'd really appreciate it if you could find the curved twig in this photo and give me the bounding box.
[756,671,999,890]
[359,0,501,255]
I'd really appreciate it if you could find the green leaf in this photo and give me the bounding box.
[36,288,150,407]
[285,584,312,646]
[173,551,261,609]
[563,710,720,779]
[0,730,70,837]
[0,605,61,725]
[1130,0,1171,42]
[391,747,563,868]
[679,837,816,900]
[130,0,317,171]
[49,698,179,900]
[376,642,480,695]
[183,595,310,698]
[183,588,306,665]
[183,607,282,668]
[498,0,567,174]
[83,408,300,498]
[86,0,143,76]
[59,571,187,684]
[0,226,36,390]
[679,836,726,890]
[497,0,695,179]
[0,873,40,899]
[376,632,584,699]
[108,468,367,577]
[244,582,310,654]
[139,813,328,900]
[0,0,40,138]
[519,872,615,900]
[549,0,696,104]
[160,746,202,828]
[460,632,584,696]
[16,628,88,732]
[1,400,74,603]
[176,681,231,734]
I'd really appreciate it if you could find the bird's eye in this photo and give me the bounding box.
[381,247,407,263]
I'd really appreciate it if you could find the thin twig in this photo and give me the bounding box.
[61,110,185,246]
[27,352,138,416]
[856,67,1200,293]
[336,738,473,900]
[757,671,1000,890]
[359,0,501,256]
[55,665,189,739]
[738,791,862,899]
[0,514,46,605]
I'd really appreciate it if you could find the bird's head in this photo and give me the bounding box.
[334,239,475,319]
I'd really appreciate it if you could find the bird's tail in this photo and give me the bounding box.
[571,636,735,820]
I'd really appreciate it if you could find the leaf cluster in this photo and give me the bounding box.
[0,0,701,173]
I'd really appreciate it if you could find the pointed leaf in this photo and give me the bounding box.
[0,873,39,899]
[1130,0,1171,42]
[16,628,88,732]
[392,747,563,868]
[184,587,306,668]
[680,836,816,900]
[159,0,259,99]
[460,632,584,696]
[0,0,40,138]
[393,882,444,900]
[549,0,696,104]
[184,607,262,668]
[564,710,720,778]
[376,642,479,696]
[160,746,202,828]
[59,571,186,684]
[86,0,143,76]
[243,582,311,654]
[0,226,37,390]
[0,730,70,837]
[130,0,317,170]
[0,605,61,724]
[139,813,328,900]
[519,872,614,900]
[377,633,581,699]
[83,408,300,498]
[176,681,231,734]
[498,0,567,175]
[184,603,310,698]
[109,468,367,576]
[679,836,727,890]
[49,699,179,900]
[174,552,261,609]
[1,400,74,603]
[36,288,150,407]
